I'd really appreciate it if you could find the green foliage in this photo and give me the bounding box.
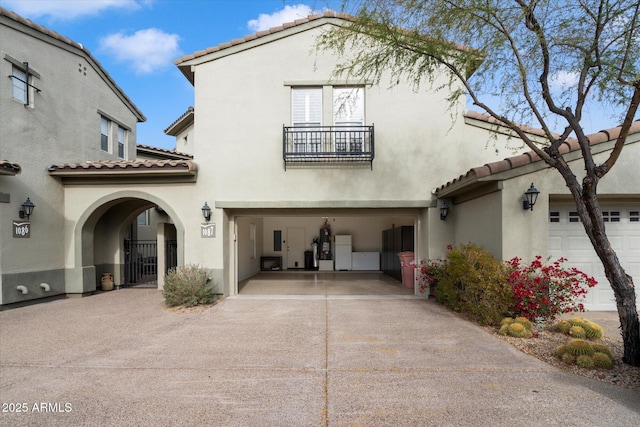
[565,339,594,357]
[593,352,613,369]
[163,264,216,308]
[434,244,512,326]
[569,325,586,339]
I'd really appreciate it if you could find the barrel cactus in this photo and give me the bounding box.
[592,352,613,369]
[555,320,572,334]
[569,325,586,339]
[514,316,532,330]
[566,339,594,357]
[591,343,612,359]
[576,355,595,369]
[582,321,604,340]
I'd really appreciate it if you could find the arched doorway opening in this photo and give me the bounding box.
[75,193,184,293]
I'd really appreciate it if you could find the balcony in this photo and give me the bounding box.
[283,125,374,170]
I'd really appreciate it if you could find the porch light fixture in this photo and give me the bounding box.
[523,183,540,211]
[19,197,35,219]
[201,202,211,222]
[440,201,449,221]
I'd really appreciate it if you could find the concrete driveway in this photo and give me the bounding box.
[1,289,638,426]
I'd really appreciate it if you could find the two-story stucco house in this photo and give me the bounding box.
[0,7,145,306]
[2,8,637,311]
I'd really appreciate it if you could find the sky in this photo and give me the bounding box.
[2,0,345,149]
[1,0,636,151]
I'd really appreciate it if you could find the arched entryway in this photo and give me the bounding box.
[72,192,185,293]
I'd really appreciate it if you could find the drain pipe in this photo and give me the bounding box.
[16,285,28,295]
[40,283,50,292]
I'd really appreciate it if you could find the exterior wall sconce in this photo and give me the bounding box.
[201,202,211,222]
[440,201,449,221]
[19,197,35,219]
[523,183,540,211]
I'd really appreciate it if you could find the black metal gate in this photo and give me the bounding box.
[124,239,178,287]
[124,240,157,287]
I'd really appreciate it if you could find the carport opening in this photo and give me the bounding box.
[235,213,418,295]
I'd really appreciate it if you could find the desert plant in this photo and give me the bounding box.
[565,339,595,357]
[561,352,576,365]
[576,355,595,369]
[163,264,216,307]
[582,321,604,340]
[514,317,532,331]
[501,317,514,326]
[569,325,586,339]
[555,344,568,358]
[434,244,512,326]
[593,352,614,369]
[568,317,587,327]
[507,322,532,338]
[555,320,572,334]
[592,343,613,359]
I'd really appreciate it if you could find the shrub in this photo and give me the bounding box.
[506,256,596,322]
[163,264,216,307]
[413,257,446,295]
[434,244,512,326]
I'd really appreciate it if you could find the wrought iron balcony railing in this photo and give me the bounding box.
[283,125,374,169]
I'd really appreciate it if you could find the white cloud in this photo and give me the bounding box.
[99,28,180,74]
[247,4,318,32]
[549,70,580,90]
[1,0,150,21]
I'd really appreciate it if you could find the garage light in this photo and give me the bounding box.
[201,202,211,222]
[523,183,540,211]
[440,201,449,221]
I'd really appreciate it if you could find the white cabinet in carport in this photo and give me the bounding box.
[334,235,352,270]
[352,252,380,270]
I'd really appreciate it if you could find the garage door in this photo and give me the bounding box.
[548,205,640,311]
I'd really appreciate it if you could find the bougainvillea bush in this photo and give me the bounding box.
[505,255,597,322]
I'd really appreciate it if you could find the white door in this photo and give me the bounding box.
[548,205,640,310]
[286,227,306,269]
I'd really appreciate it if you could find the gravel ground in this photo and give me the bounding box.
[486,318,640,391]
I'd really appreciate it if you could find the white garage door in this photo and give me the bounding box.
[548,205,640,311]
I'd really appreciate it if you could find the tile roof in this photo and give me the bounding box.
[47,159,197,176]
[175,11,350,66]
[164,106,194,135]
[435,112,640,196]
[136,144,193,159]
[0,7,145,122]
[0,159,21,175]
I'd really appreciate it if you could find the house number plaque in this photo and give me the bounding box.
[201,223,215,238]
[13,220,30,238]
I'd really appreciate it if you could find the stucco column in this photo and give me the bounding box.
[157,222,166,290]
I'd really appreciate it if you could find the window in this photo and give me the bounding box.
[333,87,364,152]
[549,212,560,223]
[569,211,580,222]
[603,211,620,222]
[291,88,322,152]
[630,211,639,223]
[11,66,27,104]
[137,210,150,226]
[100,117,110,152]
[117,126,126,159]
